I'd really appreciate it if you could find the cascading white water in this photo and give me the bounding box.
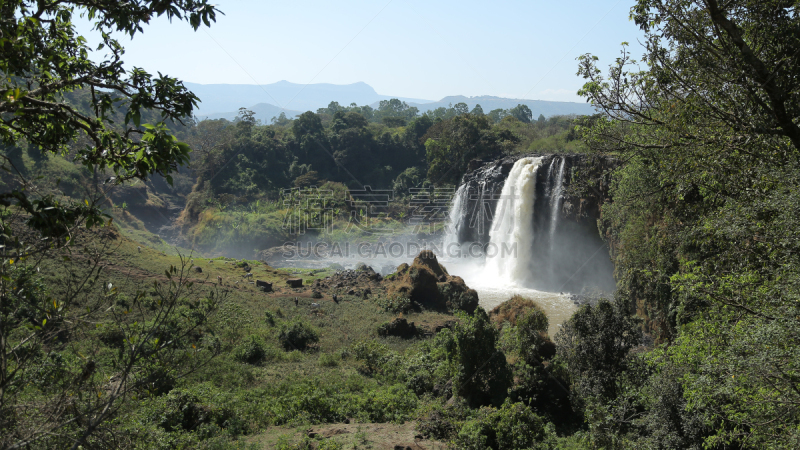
[443,184,467,254]
[484,157,544,285]
[548,157,566,254]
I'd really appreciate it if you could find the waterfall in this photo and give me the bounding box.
[548,157,566,254]
[444,154,616,294]
[484,157,544,285]
[443,184,467,254]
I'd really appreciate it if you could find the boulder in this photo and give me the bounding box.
[286,278,303,288]
[192,266,202,273]
[384,251,478,313]
[256,280,272,292]
[435,320,457,333]
[377,318,417,338]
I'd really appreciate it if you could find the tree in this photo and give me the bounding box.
[0,248,225,449]
[291,111,328,175]
[376,98,419,123]
[0,2,224,448]
[453,102,470,116]
[508,104,532,123]
[271,111,292,127]
[471,104,485,116]
[487,108,507,123]
[423,114,517,185]
[0,0,218,241]
[392,167,423,195]
[451,309,512,407]
[235,107,257,127]
[554,300,640,402]
[577,1,800,446]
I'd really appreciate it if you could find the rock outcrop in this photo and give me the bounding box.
[377,318,418,338]
[385,250,479,313]
[454,153,618,245]
[450,154,619,293]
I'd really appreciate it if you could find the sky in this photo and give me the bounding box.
[77,0,644,103]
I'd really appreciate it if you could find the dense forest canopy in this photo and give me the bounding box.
[181,101,580,209]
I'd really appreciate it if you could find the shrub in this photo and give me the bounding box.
[376,294,412,313]
[264,310,277,326]
[148,388,238,436]
[452,310,512,407]
[278,319,320,351]
[97,325,126,349]
[355,384,418,423]
[233,335,271,365]
[351,340,397,375]
[489,295,543,327]
[438,281,479,313]
[454,400,555,450]
[416,399,471,441]
[318,353,339,367]
[507,306,551,364]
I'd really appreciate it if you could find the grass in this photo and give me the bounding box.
[26,225,461,448]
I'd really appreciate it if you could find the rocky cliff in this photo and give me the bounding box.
[450,153,619,293]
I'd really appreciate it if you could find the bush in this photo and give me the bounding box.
[438,281,479,313]
[264,310,277,326]
[454,400,555,450]
[452,310,512,407]
[233,335,271,365]
[355,384,418,423]
[278,319,320,351]
[376,294,412,313]
[416,399,471,441]
[318,353,339,367]
[147,387,239,437]
[351,340,398,376]
[510,307,551,364]
[489,295,544,327]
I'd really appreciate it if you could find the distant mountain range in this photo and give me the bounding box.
[400,95,596,117]
[188,81,429,121]
[188,81,595,122]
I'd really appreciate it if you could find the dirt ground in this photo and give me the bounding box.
[247,421,449,449]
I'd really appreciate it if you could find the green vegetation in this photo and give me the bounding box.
[568,0,800,447]
[3,0,798,448]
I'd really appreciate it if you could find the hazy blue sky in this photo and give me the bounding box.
[79,0,643,103]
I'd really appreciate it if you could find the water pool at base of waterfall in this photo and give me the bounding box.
[442,258,577,337]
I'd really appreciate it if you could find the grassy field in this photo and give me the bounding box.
[27,224,467,449]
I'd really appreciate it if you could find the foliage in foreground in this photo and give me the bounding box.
[574,0,800,447]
